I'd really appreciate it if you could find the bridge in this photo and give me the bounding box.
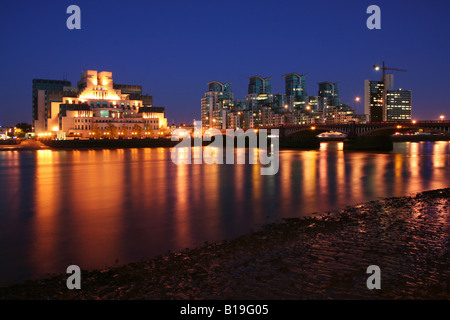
[278,121,450,138]
[261,121,450,151]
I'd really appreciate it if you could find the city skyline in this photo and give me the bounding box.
[0,0,449,302]
[0,0,449,126]
[200,73,365,130]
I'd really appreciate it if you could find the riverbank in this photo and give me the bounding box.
[1,187,448,300]
[2,136,450,151]
[0,140,49,151]
[42,138,178,149]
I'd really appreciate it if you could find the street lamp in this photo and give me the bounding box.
[354,97,362,114]
[440,115,445,121]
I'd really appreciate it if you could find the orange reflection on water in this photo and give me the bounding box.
[234,163,245,215]
[280,151,294,214]
[348,153,366,202]
[3,142,450,285]
[251,160,263,221]
[301,151,318,213]
[432,142,447,168]
[336,146,345,204]
[319,148,328,198]
[2,152,21,216]
[394,153,404,196]
[174,162,191,249]
[31,150,61,276]
[408,142,422,193]
[198,158,222,242]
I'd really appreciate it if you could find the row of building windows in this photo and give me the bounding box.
[75,119,91,123]
[92,119,158,124]
[387,106,411,110]
[75,125,90,130]
[74,125,159,131]
[64,100,142,108]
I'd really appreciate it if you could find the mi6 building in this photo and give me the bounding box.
[33,70,167,139]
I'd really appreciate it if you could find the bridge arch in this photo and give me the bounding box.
[358,125,450,137]
[285,126,350,137]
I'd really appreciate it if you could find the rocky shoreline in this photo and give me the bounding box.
[1,188,449,300]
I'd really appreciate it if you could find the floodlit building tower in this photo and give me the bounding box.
[248,76,271,95]
[365,72,411,122]
[246,76,273,113]
[283,73,308,110]
[318,82,340,114]
[364,80,384,122]
[386,89,412,121]
[33,79,72,132]
[201,81,233,129]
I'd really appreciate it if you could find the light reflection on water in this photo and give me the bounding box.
[0,141,449,285]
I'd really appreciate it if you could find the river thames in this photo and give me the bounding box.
[0,141,449,286]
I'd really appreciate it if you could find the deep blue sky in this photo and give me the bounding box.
[0,0,449,126]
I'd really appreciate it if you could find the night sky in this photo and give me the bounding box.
[0,0,449,126]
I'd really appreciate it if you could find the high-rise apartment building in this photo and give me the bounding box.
[283,73,308,110]
[318,82,340,108]
[201,81,233,129]
[386,89,412,121]
[248,76,271,95]
[364,80,384,122]
[365,73,412,122]
[201,73,362,129]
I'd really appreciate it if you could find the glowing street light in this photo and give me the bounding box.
[440,115,445,121]
[355,97,361,102]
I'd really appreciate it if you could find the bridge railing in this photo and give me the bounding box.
[261,121,450,128]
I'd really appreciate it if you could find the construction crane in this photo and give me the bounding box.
[372,61,407,121]
[373,61,407,80]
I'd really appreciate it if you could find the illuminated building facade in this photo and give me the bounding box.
[364,80,384,122]
[33,70,167,139]
[318,82,340,110]
[201,74,363,129]
[283,73,308,111]
[364,74,412,122]
[386,89,412,121]
[201,81,233,129]
[32,79,73,132]
[0,127,8,140]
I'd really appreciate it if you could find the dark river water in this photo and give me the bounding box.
[0,141,449,285]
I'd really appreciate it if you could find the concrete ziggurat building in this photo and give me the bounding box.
[33,70,167,139]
